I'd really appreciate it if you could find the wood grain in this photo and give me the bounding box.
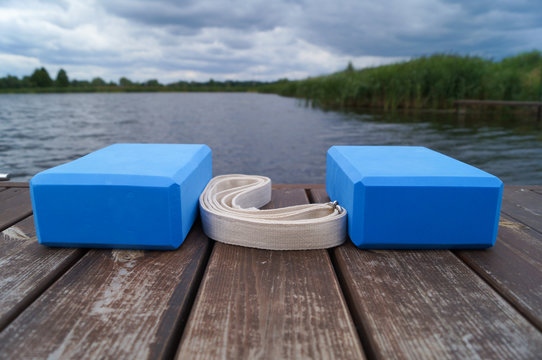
[0,187,33,231]
[456,214,542,330]
[0,187,27,200]
[501,186,542,233]
[0,216,84,331]
[0,182,29,188]
[310,187,542,359]
[334,244,542,359]
[0,222,212,359]
[176,189,364,360]
[272,183,325,189]
[530,185,542,196]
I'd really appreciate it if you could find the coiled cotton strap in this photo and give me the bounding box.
[199,174,347,250]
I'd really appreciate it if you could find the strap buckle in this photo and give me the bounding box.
[328,200,343,213]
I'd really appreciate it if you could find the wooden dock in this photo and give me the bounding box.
[1,182,542,359]
[454,99,542,121]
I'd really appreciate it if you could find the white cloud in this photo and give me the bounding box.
[0,0,540,83]
[0,53,41,75]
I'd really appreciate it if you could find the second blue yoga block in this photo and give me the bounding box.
[30,144,212,249]
[326,146,503,249]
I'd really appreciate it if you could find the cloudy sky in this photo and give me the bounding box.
[0,0,540,83]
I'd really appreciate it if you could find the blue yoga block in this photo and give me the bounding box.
[326,146,503,249]
[30,144,212,249]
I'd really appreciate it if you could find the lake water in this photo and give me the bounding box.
[0,92,541,184]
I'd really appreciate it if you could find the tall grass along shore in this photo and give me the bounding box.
[260,51,542,110]
[1,51,541,110]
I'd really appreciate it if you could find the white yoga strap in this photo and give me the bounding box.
[199,174,347,250]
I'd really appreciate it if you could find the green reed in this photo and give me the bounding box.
[259,51,542,109]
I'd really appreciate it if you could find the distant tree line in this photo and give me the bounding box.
[2,51,541,110]
[0,68,82,89]
[0,67,268,92]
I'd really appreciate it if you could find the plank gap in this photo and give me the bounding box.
[327,247,378,360]
[308,186,375,359]
[176,188,365,359]
[0,188,34,232]
[501,210,542,237]
[501,187,542,234]
[0,182,30,188]
[162,239,215,360]
[0,215,87,332]
[0,248,88,332]
[450,249,542,332]
[0,221,214,359]
[304,188,314,204]
[309,186,542,358]
[0,210,33,233]
[452,212,542,331]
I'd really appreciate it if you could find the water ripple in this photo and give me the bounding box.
[0,93,541,184]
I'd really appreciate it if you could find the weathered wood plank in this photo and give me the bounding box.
[501,186,542,234]
[0,222,212,359]
[272,183,325,189]
[177,189,364,359]
[333,244,542,359]
[0,186,28,201]
[456,214,542,330]
[0,182,29,188]
[530,185,542,196]
[0,216,84,331]
[310,187,542,359]
[0,188,33,232]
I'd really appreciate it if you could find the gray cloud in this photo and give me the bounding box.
[296,0,542,58]
[101,0,296,31]
[0,0,540,82]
